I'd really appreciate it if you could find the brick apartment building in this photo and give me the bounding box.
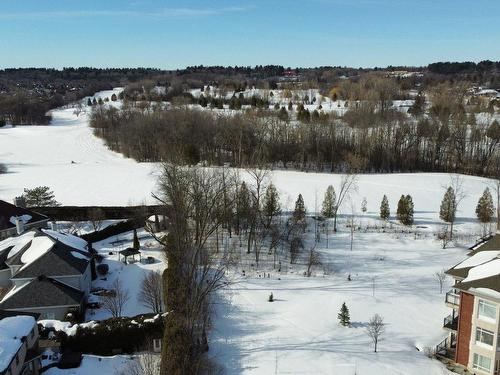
[437,233,500,374]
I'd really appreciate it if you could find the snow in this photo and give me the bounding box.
[462,258,500,283]
[44,354,135,375]
[0,316,35,372]
[39,320,98,336]
[0,88,496,374]
[19,235,54,264]
[42,229,88,251]
[9,214,32,225]
[210,233,463,375]
[454,250,500,269]
[86,228,166,320]
[0,230,36,257]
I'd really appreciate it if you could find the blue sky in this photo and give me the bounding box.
[0,0,499,69]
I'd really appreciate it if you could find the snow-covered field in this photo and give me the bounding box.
[210,230,468,375]
[0,89,497,374]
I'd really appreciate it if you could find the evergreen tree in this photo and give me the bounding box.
[405,195,414,225]
[278,107,288,121]
[133,229,140,250]
[97,97,104,105]
[476,188,495,224]
[338,302,350,326]
[111,93,117,101]
[321,185,336,218]
[87,98,92,106]
[439,187,457,224]
[263,183,281,227]
[288,101,293,111]
[22,186,60,207]
[380,195,390,221]
[293,194,306,222]
[397,195,414,226]
[198,94,207,107]
[92,98,98,105]
[361,197,368,213]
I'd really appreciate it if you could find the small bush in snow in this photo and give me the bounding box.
[268,293,274,302]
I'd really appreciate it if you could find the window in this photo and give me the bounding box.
[473,353,492,372]
[478,299,497,322]
[476,327,494,347]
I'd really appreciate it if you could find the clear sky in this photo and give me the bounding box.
[0,0,499,69]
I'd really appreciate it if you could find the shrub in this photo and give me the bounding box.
[96,264,109,275]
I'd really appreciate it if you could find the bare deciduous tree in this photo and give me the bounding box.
[101,278,130,318]
[435,269,447,294]
[366,313,385,353]
[88,207,106,232]
[333,173,358,232]
[306,247,321,277]
[139,271,164,313]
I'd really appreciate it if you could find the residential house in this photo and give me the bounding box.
[438,233,500,375]
[0,314,41,375]
[0,229,92,320]
[0,200,49,241]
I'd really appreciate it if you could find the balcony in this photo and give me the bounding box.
[445,290,460,307]
[443,314,459,331]
[436,336,456,360]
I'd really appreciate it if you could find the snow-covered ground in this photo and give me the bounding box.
[86,228,166,320]
[0,88,158,206]
[44,354,135,375]
[209,229,469,375]
[0,89,497,374]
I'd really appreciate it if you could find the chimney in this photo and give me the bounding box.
[13,196,26,208]
[15,217,25,235]
[49,221,58,231]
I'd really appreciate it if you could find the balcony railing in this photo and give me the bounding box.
[445,290,460,307]
[436,337,456,360]
[443,314,459,331]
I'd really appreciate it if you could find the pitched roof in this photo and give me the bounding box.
[470,234,500,254]
[0,315,36,372]
[0,277,84,310]
[0,200,48,231]
[448,234,500,296]
[12,240,89,279]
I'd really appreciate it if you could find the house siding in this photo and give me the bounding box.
[0,269,11,288]
[456,292,474,366]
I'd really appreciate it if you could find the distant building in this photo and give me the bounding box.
[0,315,41,375]
[437,233,500,374]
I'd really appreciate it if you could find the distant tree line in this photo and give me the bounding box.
[90,102,500,177]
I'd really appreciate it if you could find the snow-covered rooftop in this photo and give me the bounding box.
[0,316,36,371]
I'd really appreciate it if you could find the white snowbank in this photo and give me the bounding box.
[39,320,98,336]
